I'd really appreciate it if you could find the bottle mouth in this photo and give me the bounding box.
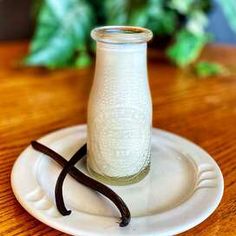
[91,26,153,44]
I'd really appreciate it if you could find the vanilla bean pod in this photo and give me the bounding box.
[31,141,131,227]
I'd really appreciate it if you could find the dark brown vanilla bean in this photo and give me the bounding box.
[55,143,87,216]
[31,141,131,227]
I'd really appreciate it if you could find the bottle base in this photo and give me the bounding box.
[87,162,150,186]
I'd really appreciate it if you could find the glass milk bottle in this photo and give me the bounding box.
[87,26,153,185]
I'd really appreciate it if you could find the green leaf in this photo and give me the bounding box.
[30,2,58,52]
[186,11,208,36]
[191,0,212,13]
[25,33,75,68]
[147,0,164,18]
[147,10,177,35]
[166,29,208,67]
[216,0,236,34]
[194,61,228,78]
[168,0,195,14]
[104,0,128,25]
[25,0,94,68]
[128,5,149,26]
[104,0,150,27]
[74,51,92,68]
[143,0,177,35]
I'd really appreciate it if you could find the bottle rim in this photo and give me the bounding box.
[91,26,153,44]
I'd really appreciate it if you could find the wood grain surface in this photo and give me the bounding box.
[0,42,235,235]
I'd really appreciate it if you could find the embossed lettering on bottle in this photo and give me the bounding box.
[87,26,153,185]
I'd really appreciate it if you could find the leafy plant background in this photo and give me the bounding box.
[25,0,236,76]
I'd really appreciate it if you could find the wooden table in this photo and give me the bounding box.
[0,42,235,235]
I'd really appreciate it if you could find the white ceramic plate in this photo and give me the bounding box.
[11,125,224,236]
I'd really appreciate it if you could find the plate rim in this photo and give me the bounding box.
[11,125,224,236]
